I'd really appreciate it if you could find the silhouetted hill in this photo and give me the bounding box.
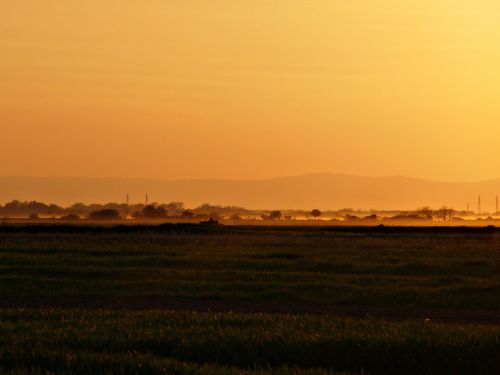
[1,174,499,210]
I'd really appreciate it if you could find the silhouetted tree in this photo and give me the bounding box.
[193,203,247,218]
[164,202,184,215]
[142,205,167,219]
[437,206,454,221]
[89,209,121,220]
[67,203,87,215]
[182,210,194,218]
[1,200,64,216]
[269,210,282,220]
[416,207,434,220]
[310,209,322,219]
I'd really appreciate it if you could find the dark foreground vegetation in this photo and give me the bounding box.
[0,225,499,374]
[1,225,499,310]
[0,309,499,375]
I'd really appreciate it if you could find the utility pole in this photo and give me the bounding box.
[478,195,481,215]
[145,194,148,207]
[496,195,499,213]
[467,203,470,212]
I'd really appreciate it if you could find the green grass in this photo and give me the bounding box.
[0,226,499,309]
[0,309,498,375]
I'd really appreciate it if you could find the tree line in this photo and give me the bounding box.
[0,200,487,221]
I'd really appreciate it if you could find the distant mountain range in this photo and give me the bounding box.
[1,174,500,211]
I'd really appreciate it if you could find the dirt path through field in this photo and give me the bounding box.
[1,297,499,325]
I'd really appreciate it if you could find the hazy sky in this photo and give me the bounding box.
[1,1,499,182]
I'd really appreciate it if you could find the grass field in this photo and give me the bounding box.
[1,309,499,375]
[0,225,499,373]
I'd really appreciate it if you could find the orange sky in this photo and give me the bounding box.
[1,1,500,182]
